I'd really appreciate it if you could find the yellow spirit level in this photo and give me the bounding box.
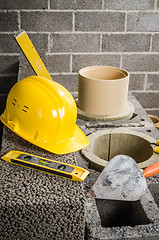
[15,30,52,80]
[1,151,90,181]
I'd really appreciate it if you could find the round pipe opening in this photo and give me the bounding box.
[81,130,157,171]
[79,66,128,81]
[93,133,153,164]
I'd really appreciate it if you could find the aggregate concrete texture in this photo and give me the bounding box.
[85,188,159,240]
[0,128,85,240]
[21,12,73,32]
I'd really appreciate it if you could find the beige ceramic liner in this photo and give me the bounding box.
[76,99,134,121]
[81,129,158,171]
[78,66,129,116]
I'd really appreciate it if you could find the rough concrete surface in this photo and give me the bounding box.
[0,127,85,240]
[85,188,159,240]
[75,93,159,240]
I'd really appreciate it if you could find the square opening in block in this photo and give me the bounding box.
[96,199,150,228]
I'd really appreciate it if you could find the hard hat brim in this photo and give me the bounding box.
[1,112,89,154]
[48,125,89,154]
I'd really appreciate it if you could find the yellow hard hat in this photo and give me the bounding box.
[1,76,89,154]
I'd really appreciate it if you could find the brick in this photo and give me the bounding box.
[50,33,100,52]
[47,54,70,73]
[127,12,159,32]
[129,73,145,91]
[50,0,74,9]
[50,0,102,9]
[0,95,7,143]
[0,0,48,9]
[104,0,154,10]
[0,12,19,32]
[133,92,159,108]
[0,56,19,75]
[152,34,159,52]
[0,122,4,147]
[102,34,151,52]
[28,33,48,51]
[18,66,35,80]
[18,50,47,80]
[0,76,17,94]
[0,95,7,115]
[0,34,20,53]
[72,54,120,72]
[51,74,78,92]
[146,74,159,90]
[75,12,125,32]
[122,54,159,72]
[21,12,72,32]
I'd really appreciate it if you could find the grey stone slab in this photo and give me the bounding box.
[0,76,17,94]
[129,73,145,91]
[0,56,19,75]
[0,12,19,32]
[21,12,72,32]
[75,12,125,32]
[50,33,100,52]
[72,54,121,72]
[0,34,20,53]
[51,74,78,92]
[146,74,159,90]
[127,12,159,32]
[89,155,148,201]
[0,0,48,9]
[104,0,155,10]
[0,95,7,116]
[133,92,159,109]
[102,34,151,52]
[50,0,102,9]
[122,54,159,72]
[47,54,70,73]
[152,34,159,52]
[0,95,6,148]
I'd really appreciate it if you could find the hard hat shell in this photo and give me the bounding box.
[1,76,89,154]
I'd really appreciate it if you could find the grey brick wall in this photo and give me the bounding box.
[0,0,159,118]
